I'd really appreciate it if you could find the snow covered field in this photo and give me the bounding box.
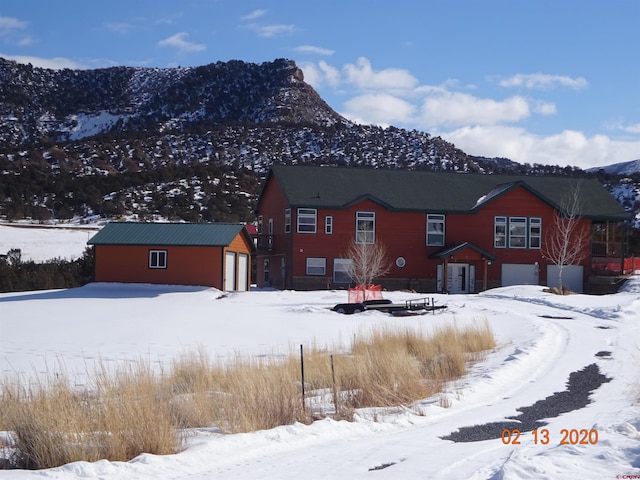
[1,226,640,479]
[0,224,99,262]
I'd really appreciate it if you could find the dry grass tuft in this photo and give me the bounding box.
[0,319,495,470]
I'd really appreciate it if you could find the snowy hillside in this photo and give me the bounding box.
[608,182,640,228]
[589,159,640,176]
[0,223,639,479]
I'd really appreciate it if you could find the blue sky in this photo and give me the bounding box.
[1,1,639,170]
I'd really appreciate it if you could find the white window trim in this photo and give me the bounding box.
[149,249,167,269]
[529,217,542,249]
[306,257,326,276]
[325,215,333,234]
[355,211,375,244]
[297,208,317,233]
[333,258,353,284]
[494,216,507,248]
[426,214,445,246]
[284,208,291,233]
[495,215,543,249]
[508,217,527,249]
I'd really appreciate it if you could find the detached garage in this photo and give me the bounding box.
[88,222,255,291]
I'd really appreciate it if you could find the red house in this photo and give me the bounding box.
[255,165,629,293]
[88,222,255,290]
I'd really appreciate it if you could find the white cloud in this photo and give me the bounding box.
[532,100,557,115]
[440,125,640,168]
[343,57,418,91]
[0,15,27,34]
[614,122,640,135]
[294,45,334,56]
[419,92,530,128]
[105,22,131,35]
[499,73,588,90]
[307,57,640,168]
[16,35,33,47]
[248,24,295,38]
[624,124,640,134]
[0,53,87,69]
[242,9,268,21]
[300,61,340,88]
[158,32,205,53]
[342,93,416,127]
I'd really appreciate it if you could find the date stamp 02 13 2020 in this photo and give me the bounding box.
[502,428,640,478]
[500,428,599,446]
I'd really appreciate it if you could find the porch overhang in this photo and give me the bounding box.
[429,242,496,261]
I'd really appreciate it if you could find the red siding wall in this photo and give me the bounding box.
[256,177,291,288]
[94,233,253,289]
[95,245,223,287]
[291,199,428,279]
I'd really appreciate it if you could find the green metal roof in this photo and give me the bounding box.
[261,165,629,221]
[88,222,254,248]
[429,242,496,261]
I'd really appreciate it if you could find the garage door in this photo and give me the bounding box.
[501,263,539,287]
[547,265,584,293]
[224,251,236,291]
[237,253,249,291]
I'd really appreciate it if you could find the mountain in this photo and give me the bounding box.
[587,159,640,176]
[0,57,638,231]
[0,57,347,147]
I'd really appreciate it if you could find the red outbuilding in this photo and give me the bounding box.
[255,165,629,293]
[88,222,255,290]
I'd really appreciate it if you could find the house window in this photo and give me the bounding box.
[529,218,542,249]
[494,216,507,248]
[509,217,527,248]
[257,215,263,234]
[495,216,542,249]
[297,208,317,233]
[306,257,326,276]
[356,211,375,244]
[427,214,445,246]
[325,216,333,234]
[334,258,353,283]
[284,208,291,233]
[149,250,167,269]
[263,259,270,283]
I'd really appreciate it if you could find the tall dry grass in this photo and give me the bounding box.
[331,320,495,408]
[0,320,495,470]
[1,361,180,470]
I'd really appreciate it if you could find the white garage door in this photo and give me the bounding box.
[237,253,249,291]
[501,263,539,287]
[547,265,584,293]
[224,251,236,291]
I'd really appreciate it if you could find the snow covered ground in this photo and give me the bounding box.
[1,226,640,479]
[0,224,100,262]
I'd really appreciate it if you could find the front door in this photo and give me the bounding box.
[448,263,469,293]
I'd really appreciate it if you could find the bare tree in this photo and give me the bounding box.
[344,236,392,293]
[542,182,590,293]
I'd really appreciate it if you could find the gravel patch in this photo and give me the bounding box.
[441,363,611,443]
